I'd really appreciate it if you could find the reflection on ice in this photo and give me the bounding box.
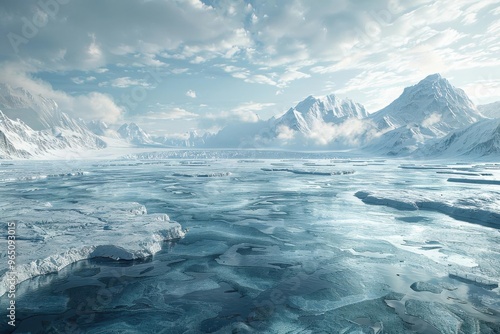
[0,158,499,333]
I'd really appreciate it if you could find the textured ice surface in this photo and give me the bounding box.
[0,162,185,297]
[355,189,500,227]
[172,172,231,178]
[1,158,499,333]
[261,167,355,176]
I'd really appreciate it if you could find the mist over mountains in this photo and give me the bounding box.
[1,74,498,159]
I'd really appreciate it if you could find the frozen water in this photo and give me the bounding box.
[0,157,499,333]
[447,178,500,185]
[355,176,500,228]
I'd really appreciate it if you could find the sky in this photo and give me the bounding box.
[1,0,499,137]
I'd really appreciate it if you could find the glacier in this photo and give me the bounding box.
[1,157,499,333]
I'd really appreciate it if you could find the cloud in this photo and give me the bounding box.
[244,74,277,86]
[275,118,379,147]
[71,76,96,85]
[307,118,375,146]
[462,79,500,105]
[227,102,275,122]
[421,113,442,128]
[276,125,295,141]
[1,0,497,80]
[0,0,252,71]
[200,101,275,128]
[0,61,123,123]
[0,0,499,128]
[145,108,198,120]
[277,69,310,87]
[74,92,123,123]
[186,90,197,98]
[171,68,189,74]
[105,77,152,88]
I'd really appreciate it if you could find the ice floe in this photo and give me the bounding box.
[0,200,185,296]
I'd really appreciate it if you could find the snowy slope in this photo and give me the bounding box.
[364,74,485,156]
[0,84,111,159]
[478,101,500,119]
[0,83,62,131]
[153,130,212,147]
[272,94,367,135]
[418,118,500,157]
[86,119,111,136]
[117,122,157,146]
[364,123,437,156]
[370,74,483,134]
[0,110,106,159]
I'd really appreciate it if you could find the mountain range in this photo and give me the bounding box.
[0,75,499,159]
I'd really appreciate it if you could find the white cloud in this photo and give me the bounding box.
[145,108,198,120]
[0,62,123,123]
[203,101,275,124]
[71,77,85,85]
[276,125,295,141]
[186,90,197,98]
[463,79,500,105]
[171,68,189,74]
[277,69,310,87]
[232,102,275,114]
[74,92,123,123]
[421,113,442,127]
[307,118,374,146]
[71,76,96,85]
[190,56,207,64]
[245,74,277,86]
[0,0,499,127]
[106,77,153,88]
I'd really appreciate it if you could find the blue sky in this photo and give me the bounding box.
[1,0,499,137]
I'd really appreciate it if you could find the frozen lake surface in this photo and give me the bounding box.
[1,155,500,333]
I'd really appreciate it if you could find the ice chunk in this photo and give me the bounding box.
[447,178,500,185]
[355,190,500,228]
[448,272,499,290]
[405,299,463,334]
[410,281,443,294]
[172,172,231,178]
[0,200,186,297]
[261,167,355,176]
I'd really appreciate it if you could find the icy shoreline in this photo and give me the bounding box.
[0,201,186,297]
[355,190,500,228]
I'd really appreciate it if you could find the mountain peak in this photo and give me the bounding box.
[414,73,451,90]
[371,74,482,135]
[422,73,443,81]
[272,93,367,137]
[117,122,154,146]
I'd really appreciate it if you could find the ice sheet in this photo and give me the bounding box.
[1,158,499,333]
[0,196,185,296]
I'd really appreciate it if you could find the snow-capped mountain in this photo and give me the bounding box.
[86,120,109,136]
[117,123,156,146]
[364,74,486,155]
[478,101,500,119]
[418,118,500,157]
[272,94,368,135]
[153,130,212,147]
[0,110,106,159]
[364,123,437,156]
[0,83,62,131]
[370,74,483,135]
[0,84,108,159]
